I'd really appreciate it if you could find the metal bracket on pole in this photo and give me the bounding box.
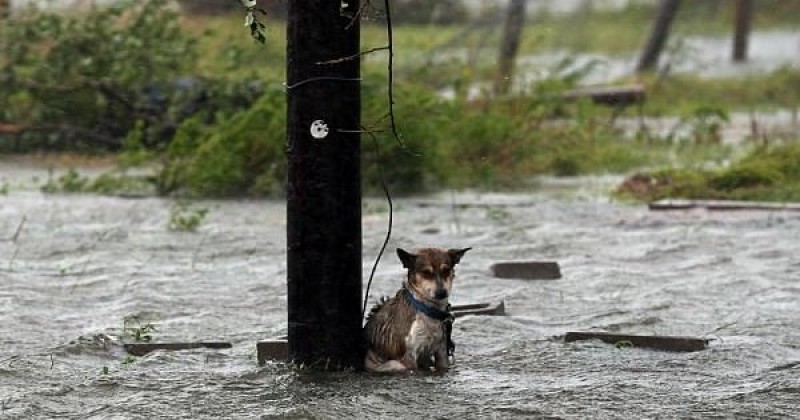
[310,120,329,140]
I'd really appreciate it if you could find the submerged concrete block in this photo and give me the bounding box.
[257,339,289,365]
[649,199,800,211]
[562,84,646,107]
[490,261,561,280]
[564,331,709,352]
[451,301,505,318]
[124,342,232,357]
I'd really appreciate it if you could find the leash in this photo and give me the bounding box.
[445,316,455,363]
[361,129,394,319]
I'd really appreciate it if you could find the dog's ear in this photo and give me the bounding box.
[448,247,472,265]
[397,248,417,270]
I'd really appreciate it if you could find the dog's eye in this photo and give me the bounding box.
[420,268,434,277]
[441,268,452,277]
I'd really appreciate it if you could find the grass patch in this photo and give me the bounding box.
[168,201,209,232]
[40,168,154,196]
[638,68,800,116]
[616,141,800,202]
[154,88,286,197]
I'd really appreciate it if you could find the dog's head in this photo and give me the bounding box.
[397,247,471,302]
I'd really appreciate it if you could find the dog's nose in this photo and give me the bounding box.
[434,289,448,300]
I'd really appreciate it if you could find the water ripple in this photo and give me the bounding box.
[1,183,799,418]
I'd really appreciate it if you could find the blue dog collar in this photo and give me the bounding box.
[405,288,452,321]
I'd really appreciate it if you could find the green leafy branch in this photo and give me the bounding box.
[123,315,157,343]
[239,0,268,44]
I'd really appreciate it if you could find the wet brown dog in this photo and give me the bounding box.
[364,247,470,373]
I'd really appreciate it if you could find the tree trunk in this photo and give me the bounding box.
[732,0,753,62]
[0,0,9,19]
[286,0,363,370]
[636,0,682,73]
[494,0,527,95]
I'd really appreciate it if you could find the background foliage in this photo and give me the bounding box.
[2,0,799,199]
[0,0,199,150]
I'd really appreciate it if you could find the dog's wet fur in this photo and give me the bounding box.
[364,247,470,373]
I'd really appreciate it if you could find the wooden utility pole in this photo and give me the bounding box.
[494,0,527,95]
[286,0,363,370]
[0,0,9,19]
[636,0,682,73]
[732,0,753,62]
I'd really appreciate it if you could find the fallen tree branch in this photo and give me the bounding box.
[0,123,121,147]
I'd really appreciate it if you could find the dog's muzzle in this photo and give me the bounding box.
[434,273,448,300]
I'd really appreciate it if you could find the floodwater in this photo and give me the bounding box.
[1,165,799,419]
[436,29,800,101]
[517,30,800,85]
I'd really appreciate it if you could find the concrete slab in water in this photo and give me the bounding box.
[490,261,561,280]
[452,301,505,318]
[565,331,709,352]
[124,342,232,357]
[257,339,289,365]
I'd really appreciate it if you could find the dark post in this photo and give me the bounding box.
[286,1,363,369]
[0,0,9,19]
[732,0,753,62]
[636,0,682,73]
[494,0,527,95]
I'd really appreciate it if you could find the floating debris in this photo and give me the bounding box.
[490,261,562,280]
[124,342,232,357]
[564,331,709,352]
[649,199,800,211]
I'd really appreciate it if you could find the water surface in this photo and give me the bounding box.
[1,169,799,418]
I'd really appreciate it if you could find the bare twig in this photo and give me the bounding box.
[704,320,739,336]
[284,76,361,90]
[382,0,404,148]
[345,0,372,30]
[0,355,20,366]
[316,46,389,65]
[11,216,26,243]
[8,246,19,272]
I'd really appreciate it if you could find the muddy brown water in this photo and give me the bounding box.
[1,167,799,419]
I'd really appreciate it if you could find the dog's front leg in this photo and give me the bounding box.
[433,344,449,372]
[396,352,417,372]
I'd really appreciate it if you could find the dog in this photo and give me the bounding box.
[364,247,471,373]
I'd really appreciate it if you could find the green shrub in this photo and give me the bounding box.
[41,169,89,193]
[0,0,196,151]
[168,202,209,232]
[617,141,800,202]
[158,90,286,197]
[360,75,442,194]
[737,142,800,179]
[710,163,783,191]
[40,168,153,195]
